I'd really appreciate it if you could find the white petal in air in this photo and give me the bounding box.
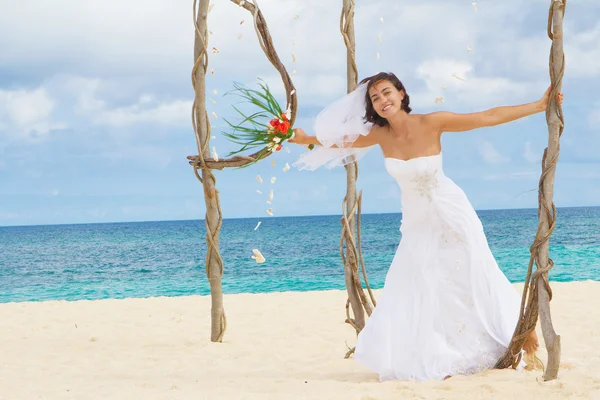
[271,177,276,184]
[376,52,380,60]
[238,34,243,40]
[467,46,472,52]
[435,97,445,104]
[283,163,290,172]
[451,73,466,81]
[291,70,297,76]
[378,34,383,43]
[472,2,477,12]
[251,248,266,263]
[253,221,262,231]
[267,189,274,204]
[209,98,216,104]
[211,112,218,119]
[256,175,263,183]
[211,89,218,95]
[380,17,384,23]
[256,190,262,195]
[266,208,273,216]
[292,52,297,62]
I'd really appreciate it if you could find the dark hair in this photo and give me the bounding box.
[360,72,412,127]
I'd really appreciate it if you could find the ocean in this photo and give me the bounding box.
[1,207,599,303]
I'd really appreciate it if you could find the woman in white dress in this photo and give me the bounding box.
[290,72,563,381]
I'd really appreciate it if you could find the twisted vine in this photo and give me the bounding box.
[494,0,565,379]
[190,0,298,342]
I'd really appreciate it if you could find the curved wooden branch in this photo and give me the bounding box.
[495,0,565,380]
[189,0,298,170]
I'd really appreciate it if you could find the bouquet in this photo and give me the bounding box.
[223,80,313,166]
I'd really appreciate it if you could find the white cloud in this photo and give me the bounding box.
[98,98,192,127]
[479,141,510,164]
[0,87,65,141]
[412,59,539,110]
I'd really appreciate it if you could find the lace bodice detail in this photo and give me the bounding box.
[384,153,445,202]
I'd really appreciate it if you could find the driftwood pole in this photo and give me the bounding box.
[340,0,376,349]
[189,0,298,342]
[536,0,565,381]
[192,0,227,342]
[495,0,565,381]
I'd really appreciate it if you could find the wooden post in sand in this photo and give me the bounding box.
[188,0,298,342]
[494,0,565,380]
[536,0,566,381]
[339,0,376,342]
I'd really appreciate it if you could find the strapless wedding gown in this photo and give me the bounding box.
[353,152,522,381]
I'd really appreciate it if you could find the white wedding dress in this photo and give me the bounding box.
[353,152,522,381]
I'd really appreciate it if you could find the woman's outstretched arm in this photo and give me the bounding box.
[425,86,563,133]
[289,127,379,148]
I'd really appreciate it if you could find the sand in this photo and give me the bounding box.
[1,281,600,400]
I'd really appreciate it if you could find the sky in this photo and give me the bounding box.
[0,0,599,227]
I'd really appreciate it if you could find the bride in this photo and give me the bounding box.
[289,72,563,381]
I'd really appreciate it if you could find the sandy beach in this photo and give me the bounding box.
[1,281,599,400]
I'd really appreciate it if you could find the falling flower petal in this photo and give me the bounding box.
[238,34,243,40]
[271,160,276,167]
[209,98,216,104]
[294,15,299,19]
[211,89,218,95]
[256,175,263,183]
[254,221,262,231]
[283,163,290,172]
[256,190,262,194]
[268,189,274,203]
[212,47,219,54]
[240,20,245,25]
[211,135,216,139]
[266,208,273,216]
[211,112,218,119]
[467,46,472,52]
[376,52,380,60]
[380,17,384,23]
[291,69,297,76]
[292,52,297,62]
[435,97,445,104]
[251,248,266,263]
[271,177,276,184]
[472,2,477,12]
[212,147,219,161]
[452,73,466,81]
[378,34,383,43]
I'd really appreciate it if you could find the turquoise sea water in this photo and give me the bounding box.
[1,207,599,303]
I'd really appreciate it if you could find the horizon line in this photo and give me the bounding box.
[1,205,598,229]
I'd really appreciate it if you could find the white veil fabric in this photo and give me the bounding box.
[293,83,376,171]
